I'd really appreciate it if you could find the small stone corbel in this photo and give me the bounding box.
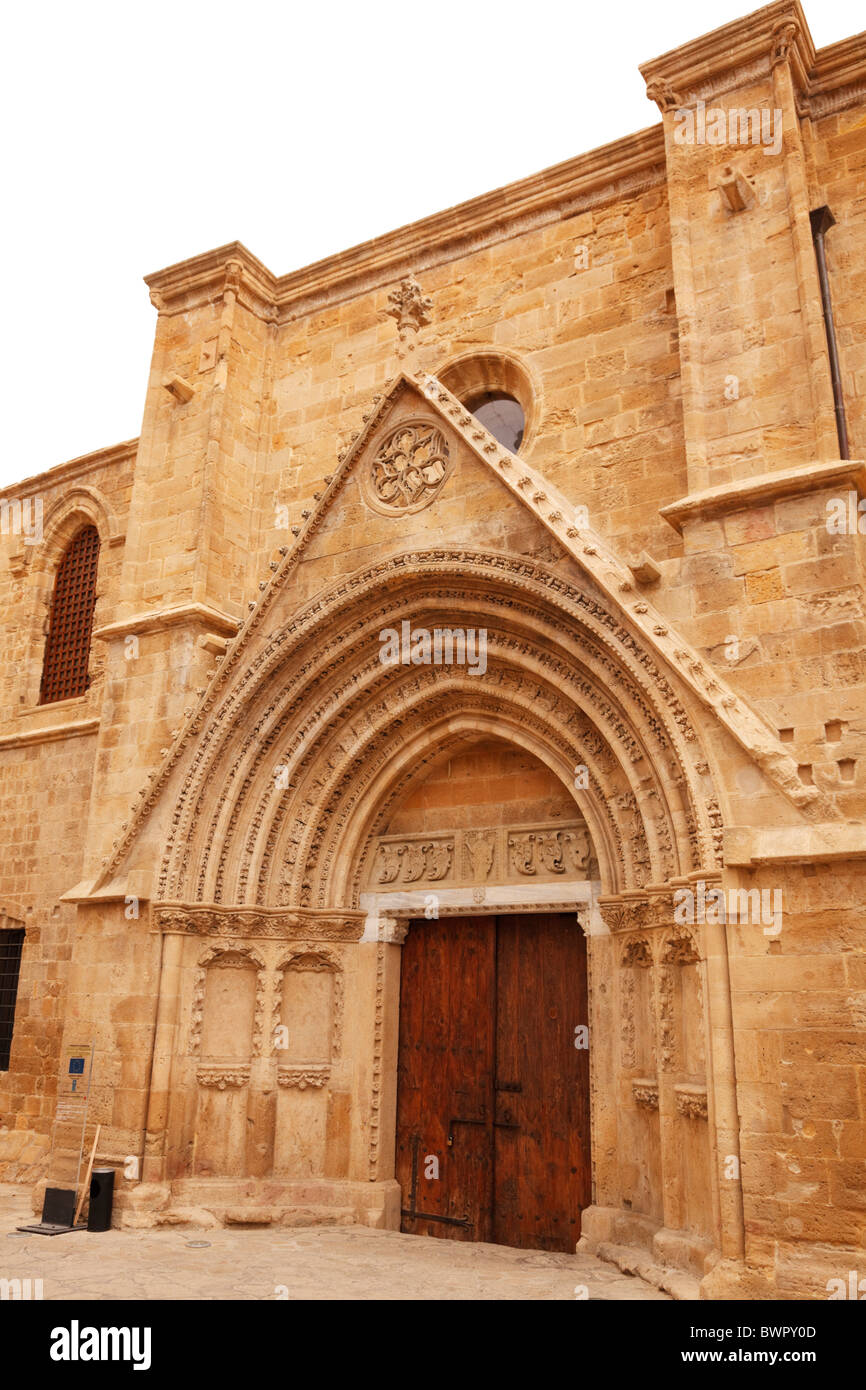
[164,374,195,404]
[717,167,755,213]
[629,551,662,585]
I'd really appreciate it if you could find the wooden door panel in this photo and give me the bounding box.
[395,916,494,1240]
[493,913,591,1251]
[395,911,590,1252]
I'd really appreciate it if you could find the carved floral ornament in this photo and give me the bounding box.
[633,1080,659,1110]
[153,905,364,940]
[196,1066,250,1090]
[385,277,433,362]
[675,1085,709,1120]
[366,418,451,515]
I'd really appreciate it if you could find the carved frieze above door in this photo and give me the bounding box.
[366,819,591,891]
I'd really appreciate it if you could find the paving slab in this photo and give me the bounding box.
[0,1185,668,1301]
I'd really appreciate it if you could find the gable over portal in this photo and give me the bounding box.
[82,371,833,917]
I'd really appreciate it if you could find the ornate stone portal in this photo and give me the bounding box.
[6,3,864,1303]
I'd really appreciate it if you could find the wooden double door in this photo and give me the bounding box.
[395,912,591,1252]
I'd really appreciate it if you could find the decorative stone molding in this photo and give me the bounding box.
[276,1065,330,1090]
[154,904,364,941]
[640,1,814,110]
[633,1079,660,1110]
[369,940,386,1177]
[675,1085,709,1120]
[196,1065,250,1090]
[644,79,683,112]
[599,894,679,934]
[620,935,654,1071]
[660,460,866,535]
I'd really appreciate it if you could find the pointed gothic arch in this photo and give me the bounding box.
[149,545,725,909]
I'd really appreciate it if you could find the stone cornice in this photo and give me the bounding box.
[641,1,815,109]
[804,31,866,118]
[660,459,866,533]
[724,823,866,866]
[143,125,667,323]
[93,602,241,641]
[0,716,100,750]
[0,439,138,503]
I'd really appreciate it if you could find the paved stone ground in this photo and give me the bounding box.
[0,1184,668,1301]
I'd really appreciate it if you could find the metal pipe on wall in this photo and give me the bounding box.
[810,206,850,460]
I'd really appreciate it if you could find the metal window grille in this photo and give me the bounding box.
[38,525,100,704]
[0,930,25,1071]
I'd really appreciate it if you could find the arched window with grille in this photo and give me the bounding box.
[39,524,101,704]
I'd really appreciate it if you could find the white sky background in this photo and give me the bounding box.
[1,0,860,488]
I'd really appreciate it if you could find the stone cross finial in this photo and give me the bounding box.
[386,276,433,361]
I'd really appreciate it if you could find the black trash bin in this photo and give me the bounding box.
[87,1167,115,1232]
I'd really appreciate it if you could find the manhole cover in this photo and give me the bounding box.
[185,1240,211,1248]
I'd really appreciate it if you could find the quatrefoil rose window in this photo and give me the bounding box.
[367,418,451,515]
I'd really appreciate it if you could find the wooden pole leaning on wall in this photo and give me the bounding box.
[74,1123,101,1227]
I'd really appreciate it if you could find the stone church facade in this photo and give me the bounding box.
[1,2,864,1298]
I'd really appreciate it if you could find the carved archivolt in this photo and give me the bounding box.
[130,545,728,911]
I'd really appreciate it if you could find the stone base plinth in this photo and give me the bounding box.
[114,1177,402,1232]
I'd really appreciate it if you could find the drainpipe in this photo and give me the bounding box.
[810,206,850,460]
